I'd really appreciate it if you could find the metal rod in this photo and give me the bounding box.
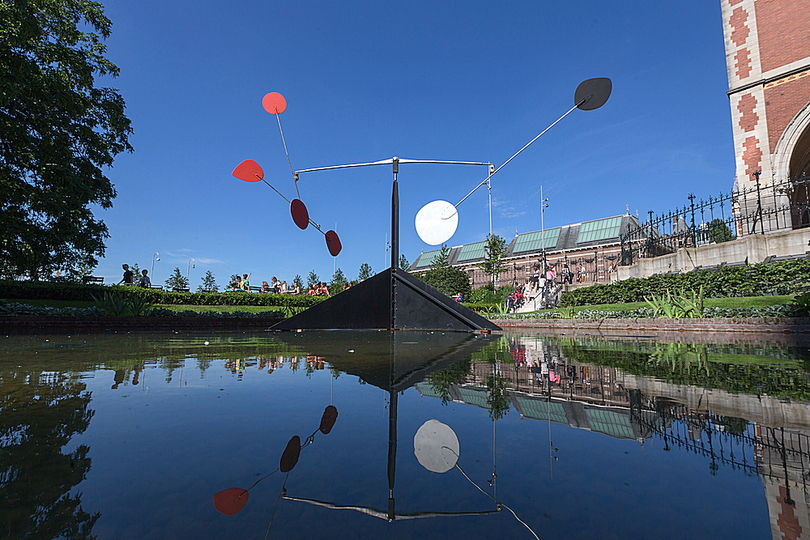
[295,158,491,176]
[453,101,584,210]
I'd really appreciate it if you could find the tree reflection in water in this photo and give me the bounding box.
[0,370,98,539]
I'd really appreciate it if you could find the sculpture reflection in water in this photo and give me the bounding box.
[212,405,338,517]
[211,331,540,538]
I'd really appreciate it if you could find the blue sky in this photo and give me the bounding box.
[93,0,733,288]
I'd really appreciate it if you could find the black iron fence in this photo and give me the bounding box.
[620,174,810,266]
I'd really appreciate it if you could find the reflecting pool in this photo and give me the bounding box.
[3,330,810,539]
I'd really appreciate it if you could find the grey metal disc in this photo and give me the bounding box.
[415,200,458,245]
[575,78,612,111]
[414,419,459,474]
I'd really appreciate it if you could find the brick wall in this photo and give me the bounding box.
[721,0,810,190]
[764,73,810,152]
[754,0,810,73]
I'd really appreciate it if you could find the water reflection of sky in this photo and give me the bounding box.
[4,331,809,539]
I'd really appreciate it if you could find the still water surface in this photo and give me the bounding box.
[3,330,810,539]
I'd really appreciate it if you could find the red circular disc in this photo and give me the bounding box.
[290,199,309,230]
[262,92,287,115]
[325,230,342,257]
[232,159,264,182]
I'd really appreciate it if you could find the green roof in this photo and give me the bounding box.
[414,382,444,399]
[456,387,490,409]
[576,216,622,244]
[513,396,567,424]
[457,241,487,262]
[414,250,442,269]
[585,408,635,439]
[513,228,561,253]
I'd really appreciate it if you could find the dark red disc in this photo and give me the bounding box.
[325,230,342,257]
[279,435,301,473]
[262,92,287,115]
[232,160,264,182]
[319,405,338,435]
[290,199,309,230]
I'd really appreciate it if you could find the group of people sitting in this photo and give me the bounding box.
[306,282,331,297]
[228,274,301,294]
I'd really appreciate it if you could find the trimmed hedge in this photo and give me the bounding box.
[560,259,810,307]
[0,280,326,308]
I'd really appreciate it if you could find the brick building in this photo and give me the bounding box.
[409,213,645,288]
[721,0,810,227]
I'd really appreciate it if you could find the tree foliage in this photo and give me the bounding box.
[430,244,450,270]
[0,0,133,280]
[307,270,319,288]
[357,263,373,281]
[165,267,189,291]
[420,266,471,299]
[707,218,735,244]
[329,267,347,291]
[399,254,409,271]
[197,270,218,293]
[481,234,507,285]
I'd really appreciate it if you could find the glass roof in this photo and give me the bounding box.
[457,241,487,262]
[413,250,442,269]
[576,216,622,244]
[513,228,561,253]
[585,408,635,439]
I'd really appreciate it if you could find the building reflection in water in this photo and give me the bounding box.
[414,335,810,540]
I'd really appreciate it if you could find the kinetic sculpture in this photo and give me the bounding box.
[233,79,611,332]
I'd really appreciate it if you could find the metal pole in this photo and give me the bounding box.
[391,158,399,270]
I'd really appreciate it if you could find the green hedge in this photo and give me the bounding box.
[0,280,325,308]
[560,259,810,307]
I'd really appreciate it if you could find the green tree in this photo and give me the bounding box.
[292,274,303,289]
[481,234,507,287]
[165,267,189,291]
[358,263,373,281]
[329,268,348,291]
[421,266,472,299]
[430,244,451,270]
[707,218,734,244]
[399,254,410,271]
[197,270,218,293]
[0,0,133,280]
[307,269,320,288]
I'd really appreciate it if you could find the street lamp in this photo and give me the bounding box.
[151,252,159,282]
[187,259,195,285]
[540,185,549,270]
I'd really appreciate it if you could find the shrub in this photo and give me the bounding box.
[559,259,810,307]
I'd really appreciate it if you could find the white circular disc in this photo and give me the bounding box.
[415,200,458,245]
[414,419,459,473]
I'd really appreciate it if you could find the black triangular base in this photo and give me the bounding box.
[271,268,501,333]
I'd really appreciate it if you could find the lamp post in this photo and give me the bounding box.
[540,185,549,270]
[187,259,195,286]
[151,252,159,282]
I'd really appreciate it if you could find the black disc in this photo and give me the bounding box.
[574,78,612,111]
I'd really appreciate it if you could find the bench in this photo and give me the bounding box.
[82,276,104,285]
[171,287,190,293]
